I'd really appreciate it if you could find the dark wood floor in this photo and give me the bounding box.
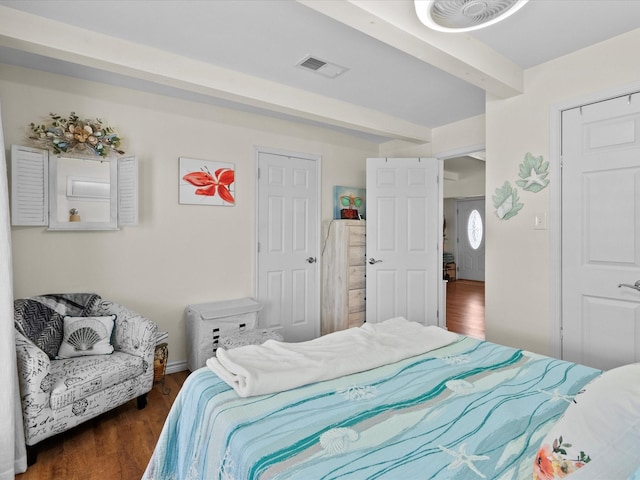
[446,279,485,340]
[15,371,189,480]
[16,286,484,479]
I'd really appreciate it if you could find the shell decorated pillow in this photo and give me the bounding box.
[56,315,116,359]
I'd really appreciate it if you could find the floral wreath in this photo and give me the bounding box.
[29,112,124,158]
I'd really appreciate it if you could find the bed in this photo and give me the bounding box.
[143,318,640,480]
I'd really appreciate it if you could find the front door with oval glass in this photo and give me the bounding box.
[456,197,485,281]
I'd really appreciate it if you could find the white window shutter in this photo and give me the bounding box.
[118,156,138,226]
[10,145,48,226]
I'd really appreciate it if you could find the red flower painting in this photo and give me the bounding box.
[180,158,235,206]
[183,166,235,204]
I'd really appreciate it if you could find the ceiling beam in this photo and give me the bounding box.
[0,6,431,143]
[298,0,524,99]
[443,170,460,181]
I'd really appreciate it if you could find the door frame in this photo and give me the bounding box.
[253,145,322,334]
[437,144,486,328]
[549,80,640,359]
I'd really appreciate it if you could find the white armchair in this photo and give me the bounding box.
[14,294,157,465]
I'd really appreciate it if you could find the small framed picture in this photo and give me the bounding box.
[333,186,365,219]
[179,157,235,206]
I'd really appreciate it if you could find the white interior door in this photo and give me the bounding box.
[256,149,320,342]
[366,157,440,325]
[562,93,640,370]
[455,197,485,281]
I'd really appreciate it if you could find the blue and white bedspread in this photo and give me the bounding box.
[143,336,600,480]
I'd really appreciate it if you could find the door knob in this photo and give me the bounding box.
[368,258,382,265]
[618,280,640,291]
[306,257,317,264]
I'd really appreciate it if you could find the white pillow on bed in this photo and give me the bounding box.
[533,362,640,480]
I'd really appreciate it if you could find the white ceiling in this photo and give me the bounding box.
[1,0,640,144]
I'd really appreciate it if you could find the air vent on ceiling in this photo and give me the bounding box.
[297,55,348,79]
[414,0,529,32]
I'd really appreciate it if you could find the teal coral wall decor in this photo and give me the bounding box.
[516,152,549,193]
[493,181,524,220]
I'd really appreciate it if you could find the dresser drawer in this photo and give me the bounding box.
[349,245,365,266]
[348,266,365,289]
[348,288,366,313]
[348,311,365,328]
[349,225,366,246]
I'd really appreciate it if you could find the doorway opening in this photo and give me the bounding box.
[442,151,485,339]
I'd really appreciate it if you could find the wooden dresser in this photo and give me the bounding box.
[321,220,366,334]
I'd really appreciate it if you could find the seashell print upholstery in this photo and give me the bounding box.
[14,296,157,465]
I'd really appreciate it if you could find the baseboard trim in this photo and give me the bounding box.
[166,359,188,374]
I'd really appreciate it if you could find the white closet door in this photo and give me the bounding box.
[366,157,440,326]
[562,93,640,370]
[256,150,320,342]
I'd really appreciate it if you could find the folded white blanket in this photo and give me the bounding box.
[206,317,459,397]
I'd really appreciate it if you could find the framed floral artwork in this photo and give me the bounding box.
[179,157,235,206]
[333,186,365,220]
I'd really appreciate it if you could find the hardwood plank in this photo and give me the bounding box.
[446,279,485,340]
[63,423,97,480]
[16,371,189,480]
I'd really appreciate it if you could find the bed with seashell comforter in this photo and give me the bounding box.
[143,318,640,480]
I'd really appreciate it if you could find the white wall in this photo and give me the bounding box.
[442,164,485,200]
[378,114,486,159]
[485,28,640,355]
[432,115,485,157]
[0,64,377,366]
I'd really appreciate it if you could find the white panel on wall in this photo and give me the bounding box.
[292,168,308,187]
[407,196,427,252]
[268,165,285,186]
[266,270,284,329]
[292,197,308,252]
[582,296,640,370]
[375,269,397,322]
[587,119,635,149]
[292,267,308,325]
[406,269,427,323]
[118,156,138,226]
[585,169,637,264]
[376,168,396,187]
[377,197,396,252]
[268,196,285,253]
[407,167,427,186]
[10,145,48,226]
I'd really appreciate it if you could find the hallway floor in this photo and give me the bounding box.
[446,279,485,340]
